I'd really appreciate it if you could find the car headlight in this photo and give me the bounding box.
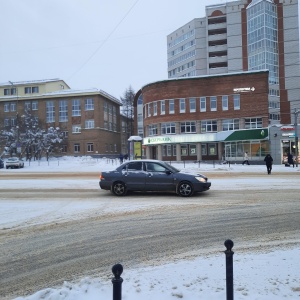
[195,176,207,183]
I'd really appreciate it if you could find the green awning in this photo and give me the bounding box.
[224,128,269,141]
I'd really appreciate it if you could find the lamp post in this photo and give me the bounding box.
[294,109,299,167]
[8,81,20,157]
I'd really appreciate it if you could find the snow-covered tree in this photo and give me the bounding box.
[0,109,65,159]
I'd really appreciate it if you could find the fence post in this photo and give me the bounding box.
[224,239,234,300]
[198,160,200,168]
[112,263,123,300]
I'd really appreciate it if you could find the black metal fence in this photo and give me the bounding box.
[111,239,235,300]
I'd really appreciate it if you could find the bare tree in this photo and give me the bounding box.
[120,86,135,138]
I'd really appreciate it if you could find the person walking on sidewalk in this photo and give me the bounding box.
[242,152,250,165]
[264,153,273,174]
[287,152,294,168]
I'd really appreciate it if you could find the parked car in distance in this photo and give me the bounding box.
[99,159,211,197]
[6,157,24,169]
[0,158,4,169]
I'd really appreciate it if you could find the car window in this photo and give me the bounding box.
[146,162,168,172]
[125,161,143,171]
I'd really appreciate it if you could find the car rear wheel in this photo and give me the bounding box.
[178,181,194,197]
[112,182,127,196]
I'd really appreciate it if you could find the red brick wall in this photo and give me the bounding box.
[140,71,269,128]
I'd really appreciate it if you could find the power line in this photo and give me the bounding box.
[67,0,141,82]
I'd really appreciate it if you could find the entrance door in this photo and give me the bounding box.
[225,144,231,161]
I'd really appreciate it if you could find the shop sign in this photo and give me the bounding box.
[147,136,172,144]
[233,87,255,92]
[282,133,295,137]
[280,126,294,131]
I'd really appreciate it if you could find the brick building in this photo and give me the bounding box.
[0,79,123,157]
[134,70,270,162]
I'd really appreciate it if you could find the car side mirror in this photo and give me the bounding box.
[166,170,172,175]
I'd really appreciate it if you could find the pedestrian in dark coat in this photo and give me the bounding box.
[287,152,294,168]
[264,154,273,174]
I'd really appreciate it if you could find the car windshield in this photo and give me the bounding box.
[8,158,18,161]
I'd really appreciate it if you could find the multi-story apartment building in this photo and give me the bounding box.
[0,79,123,157]
[167,0,300,125]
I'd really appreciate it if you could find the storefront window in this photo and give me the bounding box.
[201,144,207,155]
[190,144,196,155]
[208,143,217,155]
[181,144,188,156]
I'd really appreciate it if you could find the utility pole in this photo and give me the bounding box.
[294,109,299,167]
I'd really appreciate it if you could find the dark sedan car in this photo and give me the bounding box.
[99,159,211,197]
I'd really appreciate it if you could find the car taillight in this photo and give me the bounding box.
[99,173,104,180]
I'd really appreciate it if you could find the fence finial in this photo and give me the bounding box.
[224,239,234,251]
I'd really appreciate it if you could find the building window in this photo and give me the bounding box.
[148,103,151,117]
[169,99,174,114]
[201,120,217,132]
[32,101,38,110]
[32,86,39,93]
[161,122,176,134]
[173,145,177,156]
[4,118,10,126]
[190,144,196,155]
[210,96,217,111]
[234,94,240,110]
[153,101,157,116]
[167,145,172,156]
[222,95,228,111]
[74,143,80,153]
[148,124,158,136]
[189,98,196,113]
[200,97,206,112]
[208,143,217,155]
[87,143,94,152]
[10,103,16,112]
[160,100,165,115]
[25,102,31,111]
[4,88,17,95]
[59,100,68,122]
[222,119,240,131]
[72,99,81,116]
[4,103,9,112]
[46,101,55,123]
[62,145,67,153]
[180,121,196,133]
[245,118,262,129]
[24,87,31,94]
[180,98,186,113]
[72,125,81,133]
[201,144,207,155]
[85,98,94,110]
[181,144,188,156]
[85,119,94,129]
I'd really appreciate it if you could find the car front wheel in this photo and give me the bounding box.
[112,182,127,196]
[178,181,194,197]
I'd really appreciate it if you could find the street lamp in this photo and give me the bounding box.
[294,109,300,167]
[8,81,20,157]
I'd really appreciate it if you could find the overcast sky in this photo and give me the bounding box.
[0,0,231,98]
[1,0,299,99]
